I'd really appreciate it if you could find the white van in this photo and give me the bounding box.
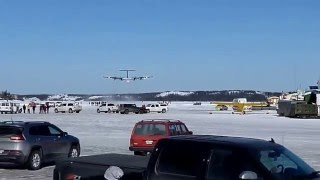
[0,100,20,114]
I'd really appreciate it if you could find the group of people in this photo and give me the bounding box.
[21,103,50,114]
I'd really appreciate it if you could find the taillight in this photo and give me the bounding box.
[66,174,81,180]
[10,135,25,141]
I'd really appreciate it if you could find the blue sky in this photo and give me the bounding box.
[0,0,319,94]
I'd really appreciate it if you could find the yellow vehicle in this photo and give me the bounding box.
[211,98,268,114]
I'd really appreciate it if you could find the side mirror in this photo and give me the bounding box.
[239,171,258,180]
[104,166,124,180]
[62,132,68,136]
[188,131,193,135]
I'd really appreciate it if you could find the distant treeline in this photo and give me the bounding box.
[17,90,281,102]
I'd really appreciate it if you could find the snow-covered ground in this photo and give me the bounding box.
[1,101,320,179]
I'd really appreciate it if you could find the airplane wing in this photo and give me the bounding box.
[103,76,123,80]
[133,76,153,80]
[211,101,268,107]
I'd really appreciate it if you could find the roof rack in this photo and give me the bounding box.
[140,119,181,123]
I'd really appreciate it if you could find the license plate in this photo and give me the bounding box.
[145,140,153,145]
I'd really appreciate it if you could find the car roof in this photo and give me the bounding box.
[137,119,183,124]
[166,135,279,149]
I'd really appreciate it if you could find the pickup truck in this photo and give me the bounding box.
[145,103,168,113]
[97,103,118,113]
[53,135,320,180]
[54,102,82,113]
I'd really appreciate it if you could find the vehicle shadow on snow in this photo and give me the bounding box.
[0,162,55,170]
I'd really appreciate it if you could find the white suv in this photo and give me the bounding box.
[145,103,168,113]
[97,103,118,113]
[54,102,82,113]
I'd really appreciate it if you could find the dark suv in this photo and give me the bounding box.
[129,119,192,155]
[0,121,80,170]
[118,104,141,114]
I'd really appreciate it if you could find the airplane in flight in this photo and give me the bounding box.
[103,70,152,82]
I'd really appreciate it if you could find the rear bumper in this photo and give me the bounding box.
[129,146,154,152]
[0,155,26,166]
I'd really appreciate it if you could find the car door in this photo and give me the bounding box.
[29,125,57,161]
[206,148,265,180]
[47,124,70,158]
[150,141,209,180]
[155,104,160,112]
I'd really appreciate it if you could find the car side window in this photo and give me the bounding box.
[207,149,261,180]
[175,124,182,135]
[180,124,187,133]
[169,125,176,135]
[207,149,234,180]
[156,142,205,178]
[32,125,51,136]
[48,125,62,136]
[29,126,40,136]
[68,103,73,106]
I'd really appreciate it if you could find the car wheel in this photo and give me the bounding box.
[54,109,59,113]
[69,109,73,113]
[162,109,166,113]
[124,109,129,114]
[97,109,100,113]
[28,150,42,170]
[68,145,80,158]
[76,111,80,113]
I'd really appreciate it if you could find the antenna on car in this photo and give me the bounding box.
[269,138,275,143]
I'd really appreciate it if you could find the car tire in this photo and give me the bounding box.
[54,109,59,113]
[27,150,42,170]
[134,151,143,156]
[69,109,73,113]
[97,109,100,113]
[124,109,129,114]
[76,111,80,113]
[162,109,166,113]
[68,145,80,158]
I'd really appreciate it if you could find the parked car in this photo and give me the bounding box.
[216,104,228,111]
[118,104,141,114]
[0,121,80,170]
[54,102,82,113]
[97,103,118,113]
[145,103,168,113]
[54,135,320,180]
[129,119,192,155]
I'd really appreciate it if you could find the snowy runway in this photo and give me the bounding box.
[0,102,320,179]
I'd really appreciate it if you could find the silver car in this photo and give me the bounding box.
[0,121,80,170]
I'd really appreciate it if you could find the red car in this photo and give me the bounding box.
[129,119,192,155]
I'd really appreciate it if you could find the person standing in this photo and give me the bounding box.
[27,104,31,114]
[23,104,26,113]
[32,103,36,114]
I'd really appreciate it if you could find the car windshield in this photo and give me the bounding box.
[134,123,166,135]
[252,146,316,179]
